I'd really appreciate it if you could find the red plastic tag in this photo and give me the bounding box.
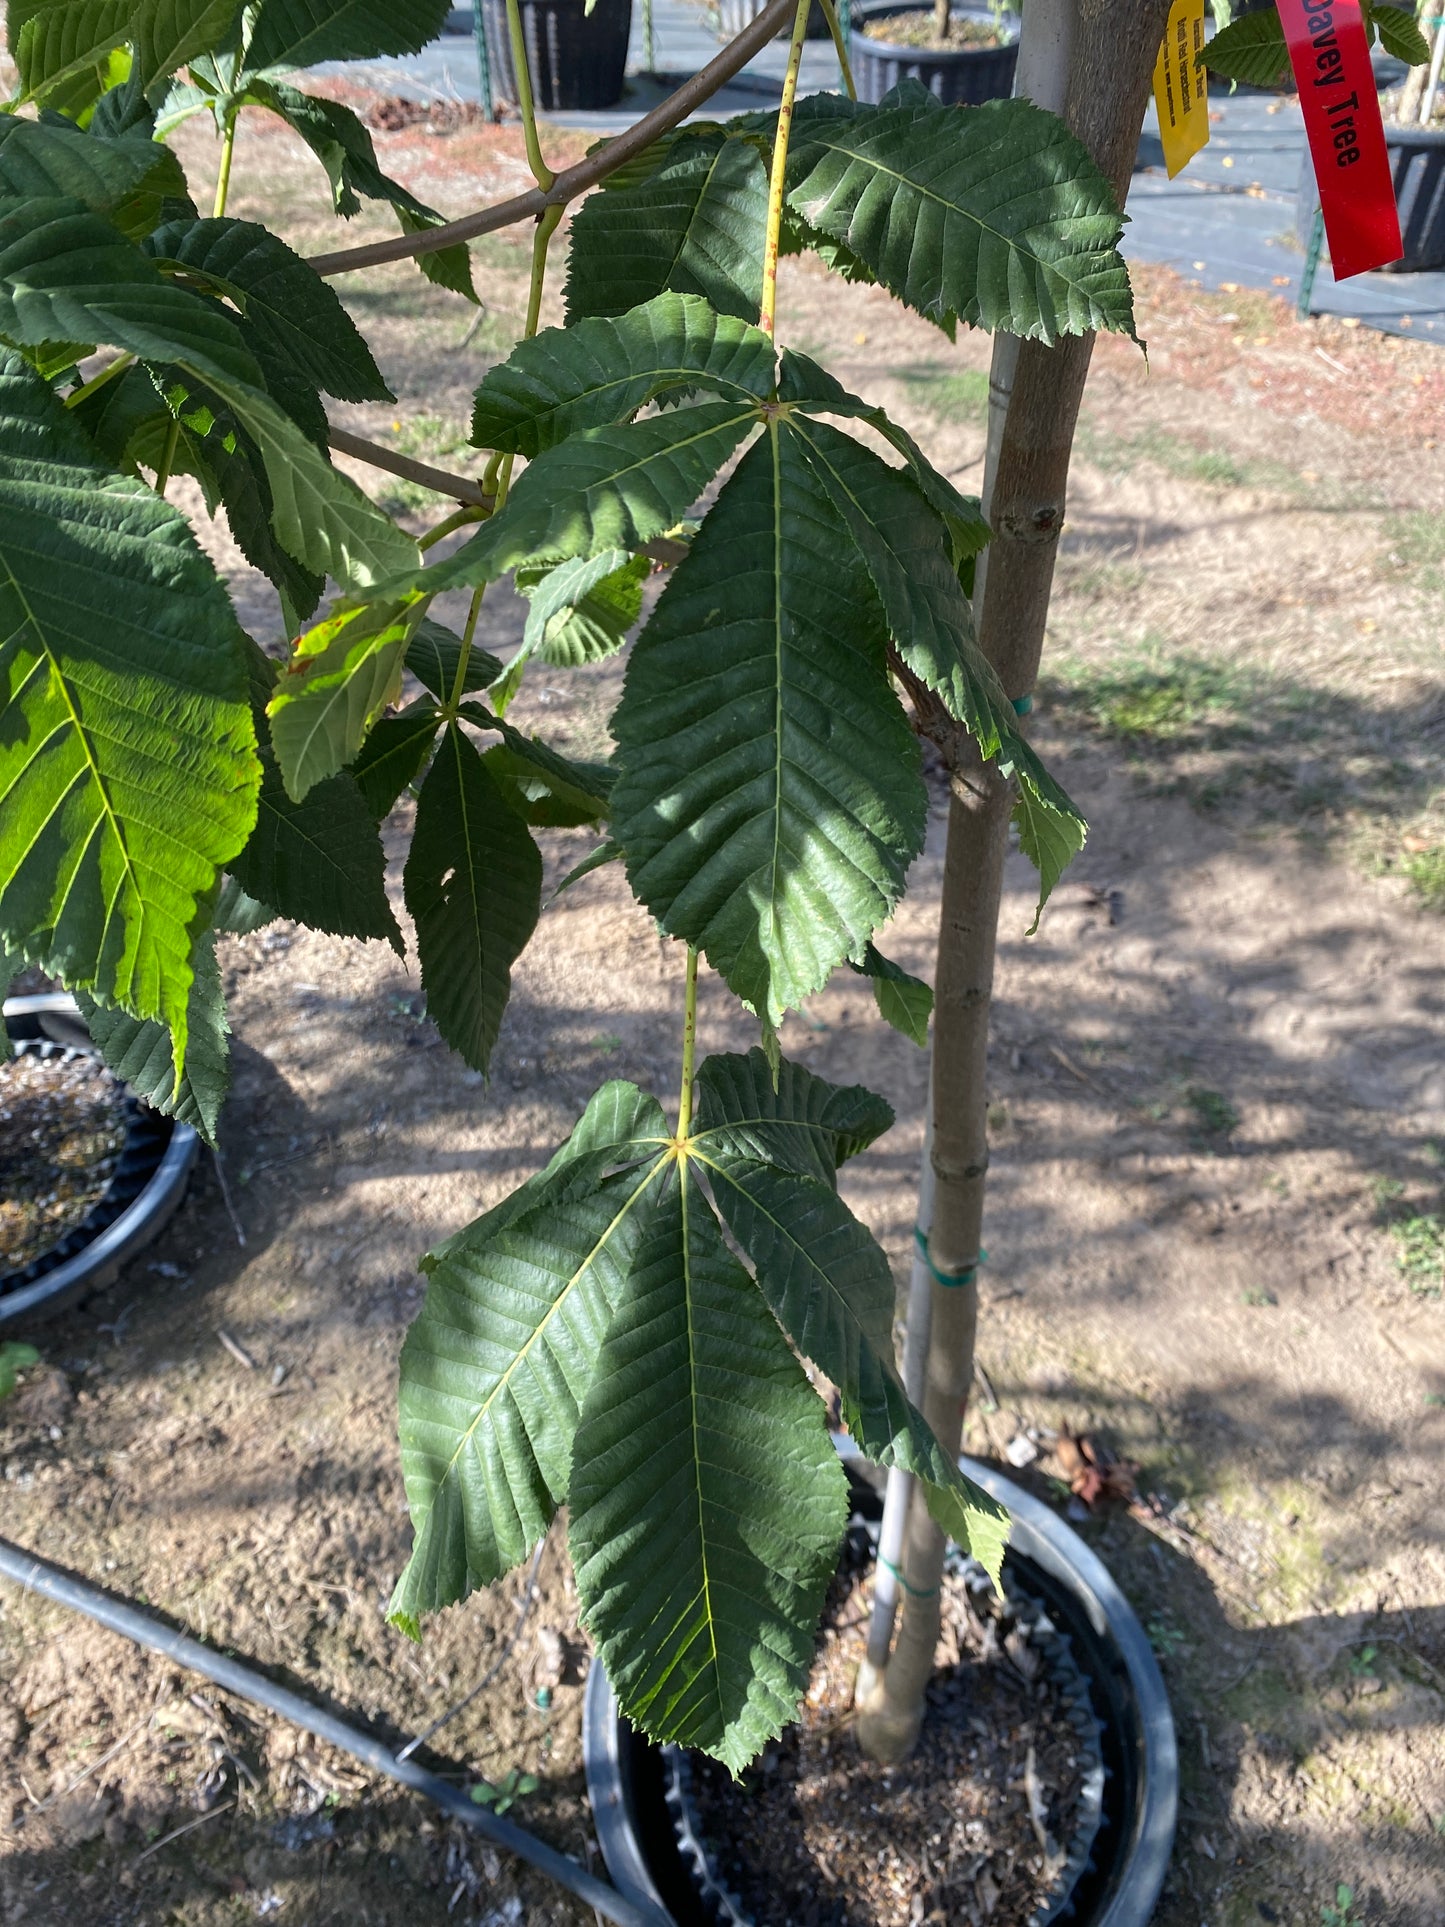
[1276,0,1401,278]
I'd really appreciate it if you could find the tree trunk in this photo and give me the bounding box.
[855,0,1173,1765]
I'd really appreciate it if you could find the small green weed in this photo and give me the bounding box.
[1146,1615,1187,1659]
[1241,1287,1276,1308]
[1051,650,1263,747]
[1321,1883,1361,1927]
[0,1342,39,1402]
[899,364,990,425]
[1402,843,1445,911]
[1381,510,1445,588]
[470,1769,539,1815]
[1348,1645,1378,1678]
[1187,1086,1239,1137]
[591,1032,623,1055]
[1371,1175,1406,1216]
[1390,1214,1444,1297]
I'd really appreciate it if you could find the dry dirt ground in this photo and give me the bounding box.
[1,91,1443,1927]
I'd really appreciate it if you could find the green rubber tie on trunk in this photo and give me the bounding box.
[1012,693,1034,716]
[914,1226,986,1288]
[879,1553,939,1602]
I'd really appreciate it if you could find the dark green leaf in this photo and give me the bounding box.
[1371,3,1431,64]
[0,350,259,1067]
[76,928,231,1143]
[849,943,931,1046]
[230,756,403,949]
[611,421,925,1025]
[516,549,649,668]
[214,873,275,933]
[786,95,1134,343]
[0,114,188,239]
[10,0,133,106]
[143,217,392,403]
[694,1048,894,1185]
[1200,10,1287,85]
[553,838,622,896]
[421,402,758,597]
[470,292,774,459]
[347,703,438,817]
[243,0,451,74]
[133,0,244,88]
[563,132,767,325]
[404,615,501,700]
[391,1081,669,1629]
[403,723,542,1073]
[569,1159,849,1771]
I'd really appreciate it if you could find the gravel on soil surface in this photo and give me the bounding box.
[0,1052,129,1275]
[688,1551,1088,1927]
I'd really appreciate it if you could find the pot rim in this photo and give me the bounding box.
[0,994,200,1328]
[583,1447,1178,1927]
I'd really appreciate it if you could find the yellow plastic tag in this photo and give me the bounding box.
[1152,0,1209,180]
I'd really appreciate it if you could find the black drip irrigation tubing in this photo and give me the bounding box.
[0,1534,670,1927]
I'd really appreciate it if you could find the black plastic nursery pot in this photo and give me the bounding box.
[584,1451,1178,1927]
[481,0,633,110]
[850,3,1019,107]
[0,995,199,1329]
[1298,123,1445,274]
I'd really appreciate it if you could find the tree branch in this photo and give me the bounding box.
[328,426,495,507]
[305,0,799,279]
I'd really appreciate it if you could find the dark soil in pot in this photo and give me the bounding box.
[0,1045,131,1275]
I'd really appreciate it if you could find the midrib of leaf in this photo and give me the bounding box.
[678,1157,722,1729]
[432,1150,671,1510]
[802,129,1101,303]
[766,419,785,970]
[0,554,153,1028]
[665,143,731,290]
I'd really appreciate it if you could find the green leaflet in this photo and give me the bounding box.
[418,402,758,598]
[458,704,614,828]
[200,370,419,591]
[0,197,260,389]
[347,702,438,817]
[0,941,19,1061]
[693,1048,894,1184]
[569,1157,849,1772]
[850,942,932,1047]
[780,371,1085,912]
[229,758,402,950]
[402,723,542,1074]
[244,81,475,300]
[267,596,425,801]
[213,873,275,933]
[778,349,990,564]
[76,927,231,1143]
[611,420,925,1026]
[563,132,768,326]
[0,115,188,240]
[242,0,451,74]
[1371,4,1431,65]
[404,617,501,702]
[489,547,647,710]
[143,217,392,405]
[469,293,775,458]
[785,94,1134,345]
[10,0,133,105]
[1198,9,1288,85]
[132,0,244,88]
[390,1081,669,1632]
[0,351,259,1071]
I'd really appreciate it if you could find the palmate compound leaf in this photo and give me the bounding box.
[390,1080,671,1630]
[563,131,768,326]
[610,418,926,1027]
[785,93,1134,345]
[568,1155,850,1773]
[402,723,543,1074]
[75,927,231,1144]
[0,350,259,1070]
[469,292,775,459]
[690,1050,1009,1584]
